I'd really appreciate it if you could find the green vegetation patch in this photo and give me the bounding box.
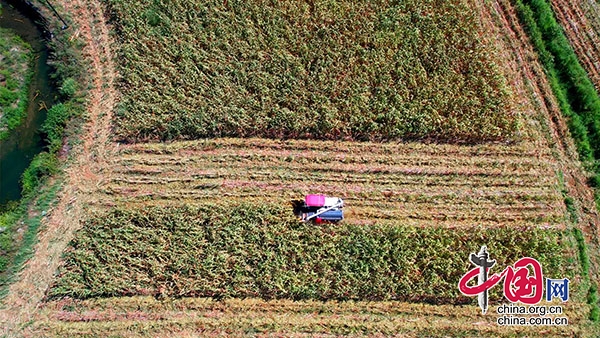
[0,93,80,286]
[0,28,32,140]
[49,204,569,303]
[106,0,517,142]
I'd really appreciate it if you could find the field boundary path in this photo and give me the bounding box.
[0,0,118,335]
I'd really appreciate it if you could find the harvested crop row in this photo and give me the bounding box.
[580,0,600,41]
[93,138,566,228]
[34,297,585,337]
[117,153,554,173]
[121,137,549,158]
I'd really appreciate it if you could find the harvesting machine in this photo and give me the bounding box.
[300,194,344,223]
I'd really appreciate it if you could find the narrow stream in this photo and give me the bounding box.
[0,0,53,208]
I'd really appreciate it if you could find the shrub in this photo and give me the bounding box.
[21,152,58,196]
[41,103,77,152]
[59,77,77,98]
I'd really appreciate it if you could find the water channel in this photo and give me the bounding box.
[0,0,53,208]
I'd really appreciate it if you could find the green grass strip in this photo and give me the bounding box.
[49,204,569,304]
[525,0,600,159]
[559,170,600,322]
[0,178,62,299]
[572,227,599,321]
[0,28,33,141]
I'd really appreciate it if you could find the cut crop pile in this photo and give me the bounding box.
[49,203,569,303]
[105,0,518,142]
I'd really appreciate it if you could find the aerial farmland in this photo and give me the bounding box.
[0,0,599,336]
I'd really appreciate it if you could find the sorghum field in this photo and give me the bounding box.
[106,0,518,142]
[2,0,599,336]
[49,204,568,302]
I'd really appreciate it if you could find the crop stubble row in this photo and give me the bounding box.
[34,296,583,337]
[91,138,566,228]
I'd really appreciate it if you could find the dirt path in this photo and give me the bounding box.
[0,0,117,335]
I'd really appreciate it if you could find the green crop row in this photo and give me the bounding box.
[49,204,569,304]
[104,0,518,142]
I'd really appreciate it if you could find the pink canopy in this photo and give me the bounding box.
[305,194,325,207]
